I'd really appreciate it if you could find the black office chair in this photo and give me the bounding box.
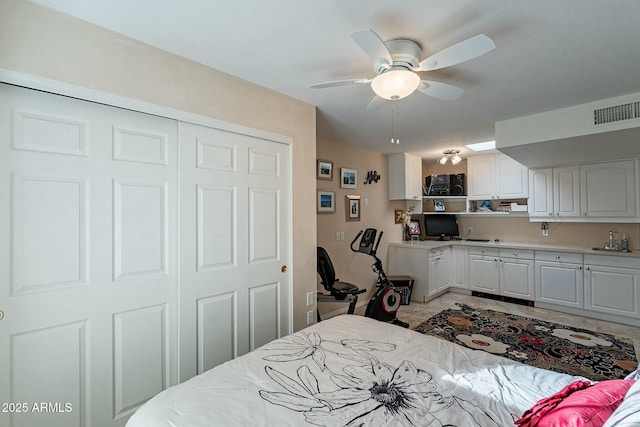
[317,246,366,321]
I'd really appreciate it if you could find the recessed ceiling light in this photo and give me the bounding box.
[465,140,496,151]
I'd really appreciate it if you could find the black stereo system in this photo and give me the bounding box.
[425,173,465,196]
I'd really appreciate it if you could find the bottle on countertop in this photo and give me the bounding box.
[622,234,629,253]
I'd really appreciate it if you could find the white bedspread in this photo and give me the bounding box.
[127,315,586,427]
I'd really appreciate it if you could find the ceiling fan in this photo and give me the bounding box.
[311,29,495,108]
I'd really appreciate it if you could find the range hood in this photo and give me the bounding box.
[495,92,640,168]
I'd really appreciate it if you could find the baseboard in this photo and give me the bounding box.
[471,291,534,307]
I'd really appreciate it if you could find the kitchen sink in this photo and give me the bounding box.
[592,247,632,253]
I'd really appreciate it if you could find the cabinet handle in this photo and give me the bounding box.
[555,213,559,216]
[513,251,518,256]
[586,266,590,271]
[494,258,498,262]
[578,266,582,270]
[583,212,587,216]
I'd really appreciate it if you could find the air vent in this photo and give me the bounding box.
[594,101,640,125]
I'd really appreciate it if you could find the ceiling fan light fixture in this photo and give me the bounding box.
[371,69,421,100]
[438,155,448,165]
[451,154,462,165]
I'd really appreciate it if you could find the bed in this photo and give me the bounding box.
[127,315,635,427]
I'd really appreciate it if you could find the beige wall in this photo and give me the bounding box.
[0,0,316,331]
[424,160,640,248]
[316,137,407,316]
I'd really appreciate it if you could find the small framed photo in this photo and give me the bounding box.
[317,159,333,180]
[408,220,421,235]
[317,190,335,213]
[433,199,446,212]
[394,209,404,224]
[345,195,360,222]
[340,168,357,189]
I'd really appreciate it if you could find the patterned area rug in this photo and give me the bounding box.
[413,304,638,381]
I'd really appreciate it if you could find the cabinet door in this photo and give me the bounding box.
[554,166,580,217]
[500,258,534,299]
[528,168,553,217]
[580,160,636,217]
[452,246,468,288]
[406,153,423,200]
[428,249,451,296]
[497,154,528,198]
[535,260,584,308]
[467,155,496,199]
[388,153,423,200]
[585,265,640,317]
[468,254,499,293]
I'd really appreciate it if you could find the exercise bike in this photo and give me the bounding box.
[351,228,409,328]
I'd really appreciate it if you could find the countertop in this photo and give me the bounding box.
[390,239,640,258]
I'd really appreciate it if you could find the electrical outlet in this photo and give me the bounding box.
[467,227,473,235]
[306,292,314,307]
[306,310,314,325]
[542,229,549,237]
[335,231,340,241]
[340,231,345,241]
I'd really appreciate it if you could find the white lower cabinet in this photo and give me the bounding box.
[469,248,533,299]
[452,246,468,288]
[469,248,500,293]
[387,245,450,303]
[389,243,640,325]
[535,251,584,309]
[584,255,640,317]
[428,248,451,296]
[500,249,534,299]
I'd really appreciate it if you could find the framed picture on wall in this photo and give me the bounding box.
[345,195,360,221]
[317,159,333,180]
[317,190,335,213]
[394,209,404,224]
[340,168,357,189]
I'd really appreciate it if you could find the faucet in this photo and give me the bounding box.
[605,230,618,251]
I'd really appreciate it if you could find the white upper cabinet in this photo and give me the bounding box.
[468,154,528,200]
[529,160,636,219]
[388,152,423,200]
[580,160,636,217]
[529,166,580,217]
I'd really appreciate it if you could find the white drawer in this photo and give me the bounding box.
[469,247,499,257]
[535,251,583,264]
[499,248,534,259]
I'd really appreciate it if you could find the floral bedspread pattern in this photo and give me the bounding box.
[127,315,586,427]
[258,332,498,426]
[413,304,637,381]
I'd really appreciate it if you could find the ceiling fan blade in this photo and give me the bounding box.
[310,78,370,89]
[366,95,387,111]
[351,29,393,73]
[418,80,465,101]
[416,34,496,72]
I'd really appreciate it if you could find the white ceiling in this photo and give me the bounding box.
[34,0,640,163]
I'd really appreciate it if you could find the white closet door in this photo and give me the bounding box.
[0,84,178,427]
[179,122,291,382]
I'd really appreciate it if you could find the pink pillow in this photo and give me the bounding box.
[515,379,635,427]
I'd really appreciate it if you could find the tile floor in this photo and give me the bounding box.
[355,292,640,360]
